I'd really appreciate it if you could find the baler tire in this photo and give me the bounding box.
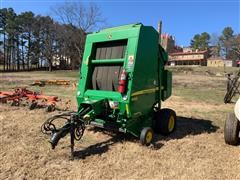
[224,113,240,145]
[140,127,153,146]
[154,108,176,135]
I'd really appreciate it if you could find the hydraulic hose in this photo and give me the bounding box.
[41,111,86,158]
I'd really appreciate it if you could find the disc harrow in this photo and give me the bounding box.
[0,88,60,112]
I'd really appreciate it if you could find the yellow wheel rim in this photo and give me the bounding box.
[146,131,153,144]
[168,115,175,132]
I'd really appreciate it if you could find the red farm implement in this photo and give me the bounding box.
[0,88,60,112]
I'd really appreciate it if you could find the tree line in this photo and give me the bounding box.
[190,27,240,60]
[1,3,239,72]
[0,2,104,72]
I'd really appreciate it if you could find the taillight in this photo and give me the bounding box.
[118,69,127,94]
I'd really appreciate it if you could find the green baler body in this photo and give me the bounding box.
[76,23,172,137]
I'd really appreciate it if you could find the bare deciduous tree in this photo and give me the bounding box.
[51,1,105,69]
[52,1,105,32]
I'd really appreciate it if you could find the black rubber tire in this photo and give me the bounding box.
[140,127,153,146]
[154,108,176,135]
[224,113,240,145]
[29,101,37,110]
[11,101,19,106]
[46,105,55,112]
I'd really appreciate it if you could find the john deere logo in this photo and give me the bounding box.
[107,34,112,39]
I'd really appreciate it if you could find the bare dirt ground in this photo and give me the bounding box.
[0,70,240,180]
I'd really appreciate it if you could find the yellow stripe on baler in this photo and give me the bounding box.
[131,86,164,97]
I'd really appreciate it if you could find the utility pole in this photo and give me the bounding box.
[158,21,162,44]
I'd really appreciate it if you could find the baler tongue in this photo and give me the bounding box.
[41,112,85,159]
[80,98,110,121]
[41,99,110,159]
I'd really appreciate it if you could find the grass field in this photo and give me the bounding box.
[0,67,239,179]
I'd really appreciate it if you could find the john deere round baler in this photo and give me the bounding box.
[42,23,176,158]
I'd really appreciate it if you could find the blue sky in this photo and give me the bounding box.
[1,0,239,46]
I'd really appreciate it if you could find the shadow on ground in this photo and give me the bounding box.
[165,116,219,140]
[73,132,126,159]
[73,116,219,159]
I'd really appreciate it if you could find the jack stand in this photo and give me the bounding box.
[70,117,75,160]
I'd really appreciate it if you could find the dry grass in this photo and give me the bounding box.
[0,68,240,180]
